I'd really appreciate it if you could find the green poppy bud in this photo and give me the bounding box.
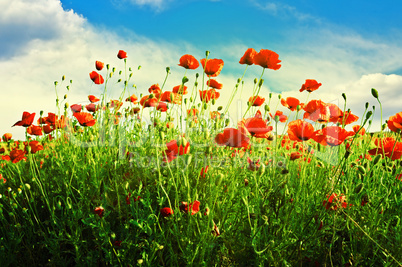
[371,88,379,99]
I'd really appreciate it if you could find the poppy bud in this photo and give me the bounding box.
[217,106,223,111]
[225,118,230,126]
[194,81,198,87]
[371,88,379,99]
[205,51,210,57]
[138,65,141,70]
[54,81,58,86]
[182,76,189,84]
[66,86,70,90]
[278,94,281,99]
[237,78,241,83]
[264,104,269,112]
[166,67,170,73]
[203,103,208,110]
[62,75,65,81]
[65,102,69,109]
[40,110,44,116]
[117,79,121,83]
[190,97,193,102]
[212,99,216,105]
[196,73,199,78]
[258,79,264,87]
[365,111,373,120]
[269,93,272,99]
[342,93,346,101]
[184,98,187,104]
[254,78,258,84]
[64,94,67,99]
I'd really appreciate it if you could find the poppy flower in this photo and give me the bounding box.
[325,103,343,123]
[9,148,27,163]
[323,193,348,211]
[270,110,288,123]
[94,206,105,218]
[109,100,123,110]
[368,137,402,160]
[287,119,315,142]
[242,110,273,138]
[126,94,138,103]
[281,97,303,111]
[206,79,223,89]
[70,104,82,113]
[130,107,141,115]
[140,95,158,108]
[178,54,199,70]
[163,139,190,162]
[253,49,281,70]
[148,84,162,98]
[157,102,168,112]
[215,127,250,148]
[179,200,201,215]
[187,108,199,116]
[172,85,188,95]
[249,95,265,106]
[88,95,100,103]
[13,112,36,127]
[25,140,44,154]
[337,110,359,125]
[352,125,366,135]
[117,50,127,59]
[160,91,182,104]
[312,126,354,147]
[299,79,322,93]
[160,207,174,217]
[199,89,220,103]
[200,58,224,77]
[210,111,220,120]
[247,157,260,171]
[95,61,104,71]
[27,125,43,136]
[200,166,209,178]
[289,152,302,161]
[239,48,257,65]
[303,100,329,122]
[387,111,402,133]
[89,71,104,85]
[86,103,98,112]
[42,124,55,134]
[2,133,12,142]
[73,112,96,127]
[55,115,68,129]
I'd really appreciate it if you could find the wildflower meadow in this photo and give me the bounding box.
[0,48,401,266]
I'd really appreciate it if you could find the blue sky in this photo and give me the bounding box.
[1,0,402,140]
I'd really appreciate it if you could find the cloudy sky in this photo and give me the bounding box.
[1,0,402,140]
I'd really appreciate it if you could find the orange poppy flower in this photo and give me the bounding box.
[299,79,322,93]
[73,112,96,127]
[179,200,200,215]
[248,95,265,106]
[130,107,141,115]
[148,84,161,98]
[86,103,98,112]
[290,152,302,161]
[387,111,402,133]
[140,95,158,108]
[199,89,220,103]
[94,206,105,217]
[70,104,82,113]
[27,125,43,136]
[42,124,55,134]
[368,137,402,160]
[352,125,366,135]
[281,97,303,111]
[200,58,224,77]
[13,111,36,127]
[239,48,257,65]
[95,61,104,71]
[117,50,127,59]
[253,49,281,70]
[172,85,188,95]
[242,110,273,138]
[88,95,100,103]
[323,193,348,210]
[160,207,174,217]
[109,100,123,110]
[312,126,354,146]
[270,110,287,123]
[126,94,138,103]
[206,79,223,89]
[287,119,315,142]
[187,108,199,116]
[303,100,329,122]
[215,128,250,148]
[157,102,168,112]
[325,103,343,123]
[178,54,199,69]
[2,133,12,142]
[210,111,220,120]
[160,91,182,104]
[163,139,190,162]
[9,148,27,163]
[89,71,104,84]
[337,110,359,125]
[25,140,44,154]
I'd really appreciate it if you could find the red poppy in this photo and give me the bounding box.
[287,119,315,142]
[199,89,220,103]
[299,79,322,93]
[140,95,158,108]
[117,50,127,59]
[239,48,257,65]
[125,94,138,103]
[55,115,68,129]
[187,108,199,116]
[323,193,348,211]
[89,71,104,85]
[109,100,123,110]
[88,95,100,103]
[95,61,104,71]
[200,58,224,77]
[215,127,250,148]
[200,166,209,178]
[157,102,168,112]
[253,49,281,70]
[337,110,359,125]
[9,148,27,163]
[247,157,260,171]
[206,79,223,89]
[368,137,402,160]
[42,124,55,134]
[160,207,174,217]
[25,140,44,154]
[70,104,82,113]
[160,91,182,104]
[27,125,43,136]
[2,133,12,142]
[179,200,200,215]
[173,85,188,95]
[281,97,303,111]
[73,112,96,127]
[270,110,288,123]
[86,103,98,112]
[178,54,199,69]
[352,125,366,135]
[163,139,190,162]
[312,126,354,146]
[39,112,57,126]
[13,111,36,127]
[148,84,162,98]
[387,111,402,133]
[303,100,329,122]
[248,95,265,106]
[94,206,105,218]
[130,107,141,115]
[242,110,273,138]
[323,103,342,123]
[290,152,302,161]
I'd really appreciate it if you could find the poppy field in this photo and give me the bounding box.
[1,48,402,266]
